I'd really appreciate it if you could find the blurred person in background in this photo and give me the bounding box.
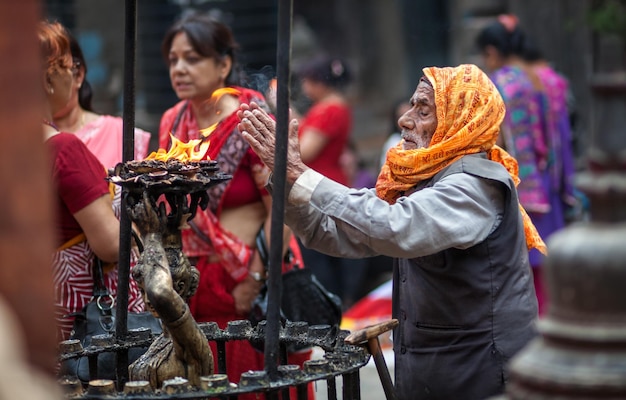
[296,54,352,184]
[477,15,554,315]
[521,37,584,223]
[40,20,144,342]
[379,97,412,169]
[52,31,151,168]
[158,13,312,398]
[293,55,353,306]
[340,140,376,191]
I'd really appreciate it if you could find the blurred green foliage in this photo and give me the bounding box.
[589,0,626,37]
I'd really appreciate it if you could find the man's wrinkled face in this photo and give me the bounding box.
[398,80,438,150]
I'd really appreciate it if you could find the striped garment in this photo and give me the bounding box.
[53,186,144,341]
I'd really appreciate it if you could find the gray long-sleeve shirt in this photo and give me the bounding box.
[281,167,504,259]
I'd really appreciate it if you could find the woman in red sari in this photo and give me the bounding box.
[159,13,312,398]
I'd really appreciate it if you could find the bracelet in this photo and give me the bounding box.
[249,271,266,282]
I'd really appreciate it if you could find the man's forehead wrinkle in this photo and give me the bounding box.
[412,87,435,106]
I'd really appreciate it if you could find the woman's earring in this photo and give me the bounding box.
[48,86,54,95]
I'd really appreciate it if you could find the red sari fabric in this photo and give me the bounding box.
[159,88,313,399]
[159,88,267,282]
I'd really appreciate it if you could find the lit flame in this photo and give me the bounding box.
[145,135,210,162]
[145,87,241,162]
[198,87,241,138]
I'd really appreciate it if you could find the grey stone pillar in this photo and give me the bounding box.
[497,2,626,398]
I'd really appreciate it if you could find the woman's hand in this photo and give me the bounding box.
[232,275,264,316]
[232,250,266,316]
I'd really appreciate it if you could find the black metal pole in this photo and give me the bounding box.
[264,0,293,379]
[116,0,137,388]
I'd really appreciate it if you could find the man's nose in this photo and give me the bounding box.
[398,113,413,131]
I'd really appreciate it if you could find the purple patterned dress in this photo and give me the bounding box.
[491,65,551,314]
[491,64,578,315]
[531,65,577,254]
[491,65,550,216]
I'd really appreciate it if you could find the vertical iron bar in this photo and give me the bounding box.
[296,384,308,399]
[279,345,289,399]
[88,355,98,381]
[217,341,227,374]
[342,371,361,400]
[342,373,352,399]
[279,343,288,365]
[116,0,137,388]
[327,378,337,400]
[264,0,293,379]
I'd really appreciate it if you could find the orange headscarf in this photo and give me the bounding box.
[376,64,546,254]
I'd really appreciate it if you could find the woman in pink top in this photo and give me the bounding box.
[53,32,152,168]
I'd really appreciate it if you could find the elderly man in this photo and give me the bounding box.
[237,64,544,400]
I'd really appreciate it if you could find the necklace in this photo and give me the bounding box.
[43,119,59,131]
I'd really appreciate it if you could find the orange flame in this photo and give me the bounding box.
[145,87,240,162]
[145,134,210,162]
[198,87,241,138]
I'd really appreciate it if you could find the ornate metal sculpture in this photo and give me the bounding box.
[112,159,228,389]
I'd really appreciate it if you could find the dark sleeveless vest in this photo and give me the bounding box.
[392,153,538,400]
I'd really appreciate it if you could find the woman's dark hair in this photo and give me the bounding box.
[519,35,544,63]
[476,17,527,58]
[161,13,242,86]
[68,34,94,112]
[296,55,352,89]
